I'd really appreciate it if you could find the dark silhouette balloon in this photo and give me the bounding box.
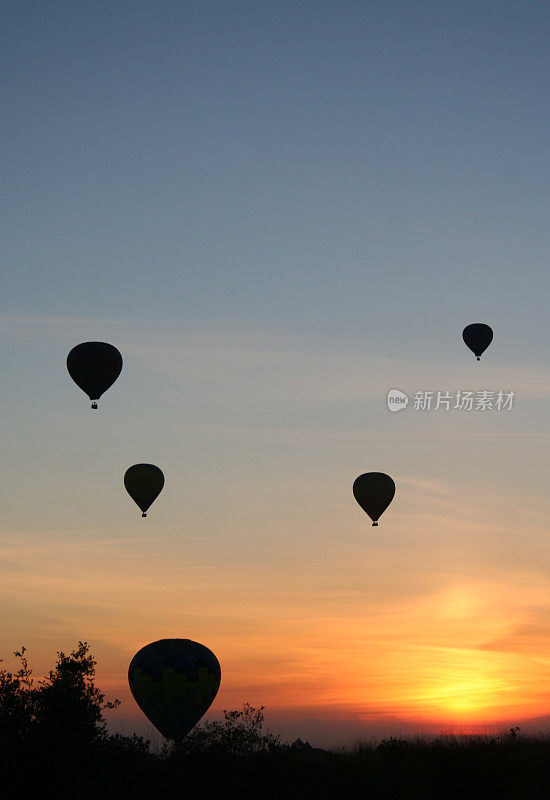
[128,639,221,743]
[462,324,493,361]
[124,464,164,517]
[353,472,395,526]
[67,342,123,408]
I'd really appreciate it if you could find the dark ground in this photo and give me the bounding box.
[5,733,550,800]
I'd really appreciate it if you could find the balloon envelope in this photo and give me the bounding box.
[353,472,395,526]
[124,464,164,517]
[462,324,493,360]
[128,639,221,742]
[67,342,123,407]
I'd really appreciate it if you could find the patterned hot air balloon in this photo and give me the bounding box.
[128,639,221,743]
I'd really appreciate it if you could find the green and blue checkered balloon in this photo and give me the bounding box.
[128,639,221,743]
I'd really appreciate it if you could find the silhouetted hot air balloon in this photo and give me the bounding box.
[124,464,164,517]
[128,639,221,743]
[353,472,395,526]
[67,342,123,408]
[462,324,493,361]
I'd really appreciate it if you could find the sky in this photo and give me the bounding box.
[2,0,550,746]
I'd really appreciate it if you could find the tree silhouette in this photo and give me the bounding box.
[31,641,120,751]
[0,642,126,798]
[0,646,34,750]
[0,642,119,753]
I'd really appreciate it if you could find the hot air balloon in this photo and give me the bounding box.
[128,639,221,743]
[462,324,493,361]
[124,464,164,517]
[353,472,395,526]
[67,342,123,408]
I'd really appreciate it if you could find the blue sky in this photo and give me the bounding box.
[2,1,550,743]
[3,1,550,353]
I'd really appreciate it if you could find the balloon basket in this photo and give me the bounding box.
[142,512,147,518]
[91,401,98,409]
[372,522,378,526]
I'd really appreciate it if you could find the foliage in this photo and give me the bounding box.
[0,647,34,746]
[34,641,120,749]
[0,642,120,754]
[176,702,283,757]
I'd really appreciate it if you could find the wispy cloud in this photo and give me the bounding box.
[3,314,550,403]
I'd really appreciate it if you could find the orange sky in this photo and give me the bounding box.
[2,320,550,745]
[3,501,550,742]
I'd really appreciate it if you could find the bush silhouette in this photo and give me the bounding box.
[176,702,283,757]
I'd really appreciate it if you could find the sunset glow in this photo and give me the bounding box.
[3,1,550,749]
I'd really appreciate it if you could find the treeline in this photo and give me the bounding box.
[2,643,550,799]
